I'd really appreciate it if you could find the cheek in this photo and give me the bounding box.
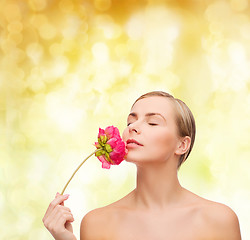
[121,128,128,141]
[148,129,176,151]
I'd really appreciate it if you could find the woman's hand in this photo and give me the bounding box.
[43,193,77,240]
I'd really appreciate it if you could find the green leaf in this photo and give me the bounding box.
[95,149,105,157]
[105,143,112,153]
[105,152,111,162]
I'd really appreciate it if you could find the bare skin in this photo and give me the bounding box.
[80,96,241,240]
[43,193,76,240]
[44,96,241,240]
[80,188,241,240]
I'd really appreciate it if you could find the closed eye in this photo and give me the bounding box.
[127,123,158,126]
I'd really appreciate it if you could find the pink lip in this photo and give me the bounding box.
[126,143,142,149]
[126,139,143,148]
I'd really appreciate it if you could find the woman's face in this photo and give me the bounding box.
[122,96,181,165]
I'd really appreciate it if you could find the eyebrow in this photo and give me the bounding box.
[127,112,166,121]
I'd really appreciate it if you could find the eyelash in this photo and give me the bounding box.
[127,123,158,126]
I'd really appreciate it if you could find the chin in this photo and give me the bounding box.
[124,154,149,164]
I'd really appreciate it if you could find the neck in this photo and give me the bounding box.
[134,159,183,211]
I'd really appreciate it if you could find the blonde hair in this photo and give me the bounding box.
[132,91,196,169]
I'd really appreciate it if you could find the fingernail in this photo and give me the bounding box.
[64,194,70,198]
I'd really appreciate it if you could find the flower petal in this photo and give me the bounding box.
[106,138,118,149]
[97,155,111,169]
[98,128,105,138]
[105,126,120,139]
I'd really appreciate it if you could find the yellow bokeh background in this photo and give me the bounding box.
[1,0,250,239]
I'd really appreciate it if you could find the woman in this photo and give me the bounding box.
[43,91,241,240]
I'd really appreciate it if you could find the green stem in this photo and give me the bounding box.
[61,149,100,195]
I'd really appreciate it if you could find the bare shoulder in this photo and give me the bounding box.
[80,193,132,240]
[80,205,115,240]
[205,201,241,238]
[193,195,241,239]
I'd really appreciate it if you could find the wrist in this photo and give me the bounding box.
[53,233,76,240]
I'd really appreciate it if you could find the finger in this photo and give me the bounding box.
[44,205,73,230]
[56,211,75,228]
[50,209,74,231]
[44,194,69,219]
[59,206,71,212]
[65,221,73,233]
[53,205,72,213]
[55,192,67,206]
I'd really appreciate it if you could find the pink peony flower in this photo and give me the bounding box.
[94,126,127,169]
[61,125,127,194]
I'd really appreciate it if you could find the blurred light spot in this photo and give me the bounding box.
[108,163,133,187]
[91,66,115,91]
[16,209,34,234]
[167,25,179,42]
[62,16,82,39]
[115,44,128,58]
[8,32,23,45]
[160,71,180,89]
[94,0,111,11]
[28,228,48,240]
[50,56,69,77]
[60,38,76,52]
[209,22,224,35]
[144,6,180,42]
[103,23,121,39]
[27,152,50,184]
[240,22,250,39]
[92,42,109,64]
[96,15,121,39]
[26,42,44,64]
[0,191,3,212]
[46,92,86,132]
[29,0,47,11]
[26,67,46,92]
[3,4,21,22]
[126,13,144,40]
[230,0,248,11]
[59,0,74,12]
[30,14,48,27]
[117,61,132,77]
[11,133,26,148]
[81,21,89,33]
[49,43,63,56]
[39,23,57,40]
[7,21,23,33]
[228,42,246,65]
[228,67,248,91]
[143,43,173,73]
[205,1,231,22]
[29,79,45,92]
[1,39,16,53]
[10,188,26,208]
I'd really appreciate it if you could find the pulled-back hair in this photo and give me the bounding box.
[132,91,196,169]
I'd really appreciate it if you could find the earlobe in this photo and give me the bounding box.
[175,136,191,156]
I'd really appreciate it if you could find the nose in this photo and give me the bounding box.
[128,122,141,134]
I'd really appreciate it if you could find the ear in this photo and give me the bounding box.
[174,136,191,156]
